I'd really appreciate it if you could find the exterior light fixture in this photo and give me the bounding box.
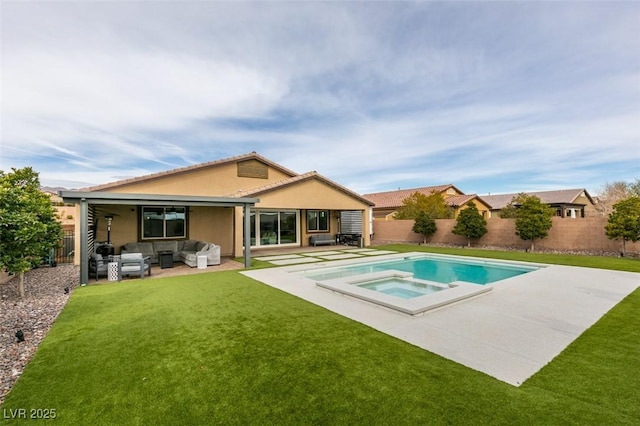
[105,215,113,244]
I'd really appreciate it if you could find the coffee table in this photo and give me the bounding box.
[157,250,174,269]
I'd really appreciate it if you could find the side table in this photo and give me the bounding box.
[157,250,174,269]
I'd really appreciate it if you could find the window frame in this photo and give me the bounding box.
[140,206,188,240]
[307,209,330,232]
[249,209,300,248]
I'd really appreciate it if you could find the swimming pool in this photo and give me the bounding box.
[358,277,447,299]
[300,253,542,314]
[303,254,539,285]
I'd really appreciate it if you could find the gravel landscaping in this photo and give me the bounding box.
[0,264,79,406]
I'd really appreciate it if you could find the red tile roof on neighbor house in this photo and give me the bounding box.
[81,152,299,192]
[227,171,375,206]
[363,184,463,208]
[445,194,486,208]
[481,189,594,210]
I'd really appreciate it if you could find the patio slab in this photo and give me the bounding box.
[361,250,397,255]
[316,253,365,260]
[269,257,323,266]
[300,250,344,256]
[243,253,639,386]
[254,254,306,261]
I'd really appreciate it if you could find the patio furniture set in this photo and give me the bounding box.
[89,239,221,281]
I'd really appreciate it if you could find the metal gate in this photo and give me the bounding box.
[54,230,75,264]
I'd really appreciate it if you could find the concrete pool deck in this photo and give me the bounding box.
[242,253,640,386]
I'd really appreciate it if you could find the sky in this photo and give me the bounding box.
[1,1,639,196]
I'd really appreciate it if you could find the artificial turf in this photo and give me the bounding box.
[1,251,639,424]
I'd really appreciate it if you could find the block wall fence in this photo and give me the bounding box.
[372,217,640,254]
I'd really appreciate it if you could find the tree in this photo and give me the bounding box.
[452,202,488,247]
[629,179,640,198]
[605,196,640,256]
[499,193,528,218]
[394,191,453,220]
[0,167,62,297]
[412,211,437,244]
[514,195,554,252]
[595,181,631,216]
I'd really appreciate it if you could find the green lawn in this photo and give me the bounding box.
[2,247,639,424]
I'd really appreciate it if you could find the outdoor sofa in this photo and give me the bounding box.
[120,240,221,267]
[309,234,336,246]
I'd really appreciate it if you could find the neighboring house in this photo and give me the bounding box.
[61,152,374,284]
[42,188,76,226]
[364,184,492,220]
[482,189,597,218]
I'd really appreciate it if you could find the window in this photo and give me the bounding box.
[142,207,186,239]
[248,210,299,247]
[307,210,329,232]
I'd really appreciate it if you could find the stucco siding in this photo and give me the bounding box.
[98,162,293,196]
[373,217,640,253]
[256,180,370,211]
[188,207,235,256]
[88,205,235,257]
[455,199,491,218]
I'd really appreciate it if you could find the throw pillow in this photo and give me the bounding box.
[182,240,198,251]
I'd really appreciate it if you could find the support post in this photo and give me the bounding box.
[80,198,89,284]
[243,203,252,268]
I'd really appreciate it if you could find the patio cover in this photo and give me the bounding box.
[59,191,259,284]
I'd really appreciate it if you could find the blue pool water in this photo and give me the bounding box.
[305,255,538,285]
[358,278,446,299]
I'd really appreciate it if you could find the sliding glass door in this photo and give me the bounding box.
[249,210,299,248]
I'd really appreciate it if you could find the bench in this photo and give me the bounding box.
[309,234,336,246]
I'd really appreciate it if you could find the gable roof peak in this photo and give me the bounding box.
[227,170,373,205]
[82,151,298,192]
[481,188,593,209]
[363,184,465,209]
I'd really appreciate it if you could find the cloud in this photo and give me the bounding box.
[2,49,287,149]
[1,1,638,195]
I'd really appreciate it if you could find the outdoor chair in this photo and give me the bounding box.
[119,253,151,279]
[89,253,109,281]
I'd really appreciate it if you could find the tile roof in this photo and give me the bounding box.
[81,152,298,192]
[445,194,486,208]
[482,189,593,210]
[363,184,460,209]
[227,171,375,206]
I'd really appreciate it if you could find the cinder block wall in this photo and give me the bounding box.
[373,217,640,253]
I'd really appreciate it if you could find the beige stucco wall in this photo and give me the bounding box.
[232,179,372,254]
[256,180,368,210]
[48,193,76,226]
[372,209,396,220]
[72,158,371,262]
[87,205,236,257]
[188,207,235,256]
[574,192,599,217]
[102,162,293,196]
[372,217,640,254]
[454,199,491,218]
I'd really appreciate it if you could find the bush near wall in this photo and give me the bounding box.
[372,217,640,255]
